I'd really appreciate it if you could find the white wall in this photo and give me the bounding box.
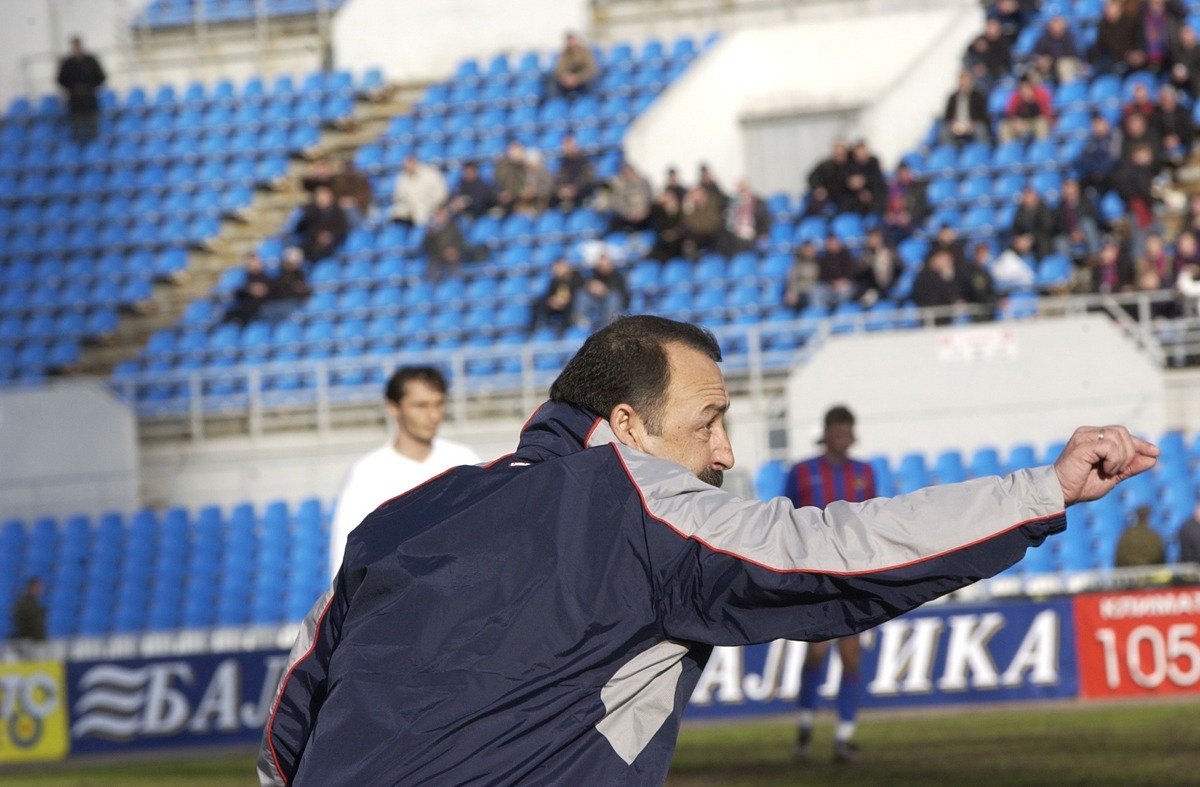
[624,2,981,191]
[333,0,588,85]
[0,0,137,108]
[784,316,1167,462]
[0,381,139,518]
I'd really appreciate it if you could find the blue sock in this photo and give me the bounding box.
[837,670,860,724]
[797,661,822,713]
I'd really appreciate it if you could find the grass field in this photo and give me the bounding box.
[5,699,1199,786]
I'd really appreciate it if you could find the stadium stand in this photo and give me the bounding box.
[138,0,347,28]
[2,431,1195,640]
[0,69,365,385]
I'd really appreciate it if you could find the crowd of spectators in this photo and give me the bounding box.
[224,247,314,325]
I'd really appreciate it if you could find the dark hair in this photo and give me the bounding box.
[385,366,447,404]
[823,405,855,428]
[549,315,721,433]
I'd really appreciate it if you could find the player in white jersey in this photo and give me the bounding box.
[329,366,479,579]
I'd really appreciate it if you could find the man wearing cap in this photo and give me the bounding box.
[784,405,875,763]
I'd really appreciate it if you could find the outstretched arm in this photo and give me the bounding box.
[1053,425,1159,505]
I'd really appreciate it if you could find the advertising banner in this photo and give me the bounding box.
[0,660,70,764]
[687,597,1078,719]
[66,650,289,755]
[1073,586,1200,699]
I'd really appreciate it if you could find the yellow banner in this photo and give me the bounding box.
[0,660,69,763]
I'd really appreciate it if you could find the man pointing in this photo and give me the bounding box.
[262,315,1156,786]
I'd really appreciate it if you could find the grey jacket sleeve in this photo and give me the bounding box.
[615,445,1066,646]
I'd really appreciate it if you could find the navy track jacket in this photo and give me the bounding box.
[259,402,1066,785]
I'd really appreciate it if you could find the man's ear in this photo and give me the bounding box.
[608,403,647,451]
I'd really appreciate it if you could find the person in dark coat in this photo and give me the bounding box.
[551,134,597,210]
[1090,0,1146,75]
[649,188,686,262]
[450,161,498,219]
[941,71,990,145]
[807,141,851,210]
[961,242,999,320]
[578,252,631,328]
[529,258,585,336]
[296,185,350,262]
[226,252,275,325]
[843,141,887,215]
[1150,85,1196,169]
[1078,113,1121,195]
[12,577,46,643]
[964,18,1013,88]
[1169,24,1200,97]
[1010,187,1058,258]
[56,36,106,143]
[911,249,962,324]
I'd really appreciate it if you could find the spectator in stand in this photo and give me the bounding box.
[1178,502,1200,562]
[1090,0,1146,75]
[1010,186,1058,259]
[607,160,654,232]
[649,188,685,262]
[522,149,554,213]
[296,184,349,262]
[1112,143,1161,254]
[1078,113,1121,195]
[1169,25,1200,96]
[664,167,687,203]
[552,134,597,210]
[989,0,1034,43]
[1115,506,1165,567]
[814,233,860,310]
[1091,236,1136,294]
[392,155,449,227]
[965,18,1013,88]
[882,162,930,245]
[550,32,598,98]
[1185,194,1200,235]
[719,179,771,255]
[961,241,999,319]
[930,223,969,273]
[807,141,850,214]
[1123,82,1157,123]
[578,251,630,328]
[301,157,336,193]
[1177,252,1200,315]
[56,36,106,143]
[451,160,499,218]
[494,142,529,215]
[10,577,46,658]
[941,71,991,145]
[449,161,497,219]
[844,140,887,215]
[855,228,903,307]
[680,186,722,257]
[1033,15,1082,84]
[802,183,838,219]
[911,249,961,323]
[1119,112,1162,167]
[999,75,1054,143]
[421,205,475,282]
[1054,178,1104,261]
[333,160,374,218]
[266,246,313,319]
[1138,233,1177,292]
[784,239,820,312]
[1150,85,1196,169]
[1141,0,1180,75]
[226,252,275,325]
[698,164,730,213]
[529,258,585,336]
[992,233,1038,293]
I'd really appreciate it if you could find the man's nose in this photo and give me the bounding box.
[712,429,734,470]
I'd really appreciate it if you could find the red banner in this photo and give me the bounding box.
[1073,587,1200,698]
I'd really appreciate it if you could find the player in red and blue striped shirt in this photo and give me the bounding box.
[783,405,876,764]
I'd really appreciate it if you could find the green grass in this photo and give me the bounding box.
[4,700,1198,786]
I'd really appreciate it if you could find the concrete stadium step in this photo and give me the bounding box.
[72,85,418,382]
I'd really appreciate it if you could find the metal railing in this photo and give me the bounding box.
[109,289,1198,441]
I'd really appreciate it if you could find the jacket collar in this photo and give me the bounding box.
[513,401,618,463]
